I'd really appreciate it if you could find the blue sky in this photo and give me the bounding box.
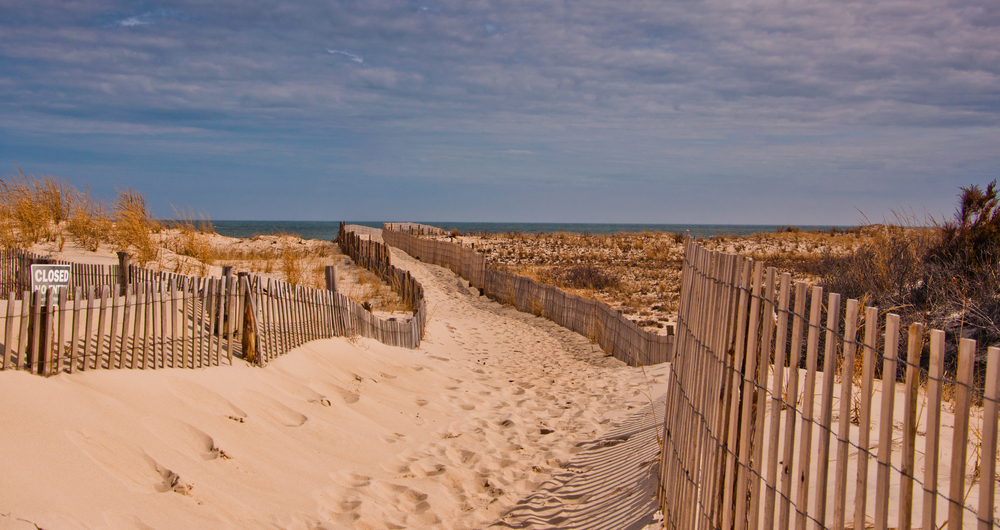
[1,0,998,224]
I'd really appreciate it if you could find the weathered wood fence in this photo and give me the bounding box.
[658,238,999,529]
[2,248,122,296]
[338,223,427,343]
[382,226,673,366]
[341,224,383,239]
[382,226,487,290]
[383,222,446,235]
[1,224,431,374]
[1,274,246,375]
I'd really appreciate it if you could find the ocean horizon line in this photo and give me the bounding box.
[205,220,857,241]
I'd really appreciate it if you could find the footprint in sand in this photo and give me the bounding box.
[65,430,191,495]
[310,381,361,404]
[166,377,247,421]
[264,376,333,407]
[380,433,406,444]
[238,390,308,427]
[141,416,229,461]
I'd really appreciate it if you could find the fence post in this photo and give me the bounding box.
[116,251,130,296]
[325,266,338,293]
[241,276,258,365]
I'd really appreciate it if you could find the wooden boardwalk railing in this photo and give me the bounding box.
[382,226,673,366]
[659,238,1000,529]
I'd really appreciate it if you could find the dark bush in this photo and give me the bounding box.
[560,265,619,290]
[928,180,1000,273]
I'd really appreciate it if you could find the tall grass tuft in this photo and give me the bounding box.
[0,168,68,246]
[66,184,113,251]
[112,188,158,266]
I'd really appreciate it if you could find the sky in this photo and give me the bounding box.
[1,0,998,225]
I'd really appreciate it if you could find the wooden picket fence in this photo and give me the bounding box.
[1,248,122,296]
[382,226,673,366]
[337,223,427,345]
[1,274,245,375]
[658,238,1000,529]
[342,224,383,239]
[383,222,446,235]
[484,269,673,366]
[0,224,432,374]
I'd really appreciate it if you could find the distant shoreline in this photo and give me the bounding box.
[209,220,857,240]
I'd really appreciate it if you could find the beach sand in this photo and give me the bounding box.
[0,244,669,529]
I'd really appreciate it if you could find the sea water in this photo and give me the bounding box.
[209,221,852,241]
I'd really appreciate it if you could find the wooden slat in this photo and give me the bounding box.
[854,306,879,527]
[108,285,121,369]
[169,280,177,368]
[922,329,946,530]
[833,298,861,530]
[206,279,217,366]
[763,272,793,530]
[3,292,15,370]
[873,313,900,530]
[29,291,41,374]
[198,278,209,367]
[734,261,764,530]
[978,346,1000,530]
[95,285,109,370]
[159,282,168,368]
[130,283,143,369]
[141,282,153,369]
[81,286,95,371]
[794,285,824,530]
[118,285,132,369]
[181,278,190,369]
[776,282,806,528]
[813,292,842,528]
[947,338,976,528]
[226,276,236,363]
[53,287,68,374]
[898,323,924,530]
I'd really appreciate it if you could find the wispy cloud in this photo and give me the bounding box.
[0,0,997,222]
[327,49,363,63]
[117,17,150,27]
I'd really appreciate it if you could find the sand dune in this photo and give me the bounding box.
[0,246,668,529]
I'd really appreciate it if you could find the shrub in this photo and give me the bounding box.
[928,180,1000,273]
[820,225,934,309]
[560,264,619,290]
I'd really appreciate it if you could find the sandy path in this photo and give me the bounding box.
[0,246,668,530]
[313,248,669,529]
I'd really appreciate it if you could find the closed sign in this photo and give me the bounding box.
[31,264,71,294]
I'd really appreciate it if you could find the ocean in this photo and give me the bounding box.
[209,221,853,241]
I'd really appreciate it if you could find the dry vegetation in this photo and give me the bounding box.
[0,169,409,315]
[455,229,864,335]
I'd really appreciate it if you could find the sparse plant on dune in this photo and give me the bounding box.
[282,245,305,286]
[0,168,70,246]
[66,184,112,251]
[112,188,158,266]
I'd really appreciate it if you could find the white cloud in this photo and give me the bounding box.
[327,49,363,63]
[118,17,150,27]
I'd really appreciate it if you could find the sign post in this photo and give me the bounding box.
[29,264,70,375]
